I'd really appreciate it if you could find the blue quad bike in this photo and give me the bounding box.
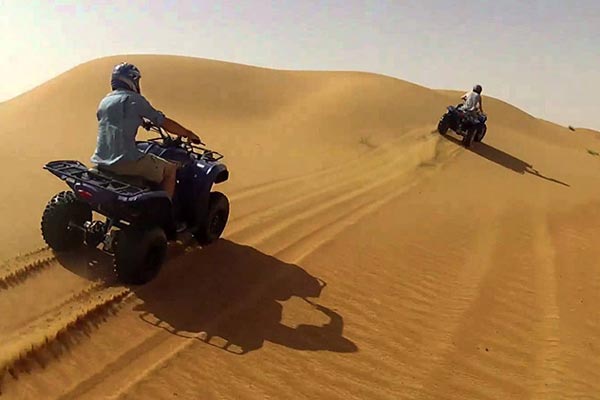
[41,122,230,284]
[437,104,488,147]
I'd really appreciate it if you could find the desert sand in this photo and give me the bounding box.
[1,55,600,399]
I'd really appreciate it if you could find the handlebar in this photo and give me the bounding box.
[142,119,204,145]
[142,119,223,161]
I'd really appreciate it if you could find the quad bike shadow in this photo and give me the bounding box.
[439,133,570,187]
[56,238,358,355]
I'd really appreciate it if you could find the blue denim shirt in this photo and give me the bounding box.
[91,89,165,166]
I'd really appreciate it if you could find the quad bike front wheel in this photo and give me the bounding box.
[194,191,230,245]
[41,191,92,251]
[114,226,167,285]
[462,126,476,148]
[475,124,487,142]
[437,115,450,135]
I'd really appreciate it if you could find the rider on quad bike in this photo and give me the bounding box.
[459,84,485,118]
[437,84,488,147]
[41,62,230,285]
[91,62,201,231]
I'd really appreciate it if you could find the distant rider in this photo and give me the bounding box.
[91,62,201,201]
[460,84,485,117]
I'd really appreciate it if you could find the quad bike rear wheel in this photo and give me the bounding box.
[41,191,92,251]
[114,226,167,285]
[194,191,230,245]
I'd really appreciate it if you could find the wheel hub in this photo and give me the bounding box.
[84,221,107,248]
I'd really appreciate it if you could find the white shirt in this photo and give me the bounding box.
[462,91,481,112]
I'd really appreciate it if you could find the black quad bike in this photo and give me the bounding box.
[41,122,230,284]
[437,104,488,147]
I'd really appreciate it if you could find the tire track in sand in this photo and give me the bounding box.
[227,129,428,204]
[419,206,562,400]
[0,233,210,391]
[0,248,55,289]
[0,284,130,383]
[545,204,600,398]
[227,131,447,226]
[530,212,562,399]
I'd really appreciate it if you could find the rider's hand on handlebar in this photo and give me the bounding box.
[141,120,153,131]
[187,131,202,145]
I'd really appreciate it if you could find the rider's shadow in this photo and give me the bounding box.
[131,239,358,355]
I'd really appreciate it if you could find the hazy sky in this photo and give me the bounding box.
[1,0,598,129]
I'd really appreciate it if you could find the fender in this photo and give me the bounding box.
[187,160,229,226]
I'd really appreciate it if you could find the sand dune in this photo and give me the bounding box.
[1,55,600,399]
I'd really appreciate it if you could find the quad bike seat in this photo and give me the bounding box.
[88,166,159,190]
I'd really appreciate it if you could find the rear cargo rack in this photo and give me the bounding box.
[44,160,151,197]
